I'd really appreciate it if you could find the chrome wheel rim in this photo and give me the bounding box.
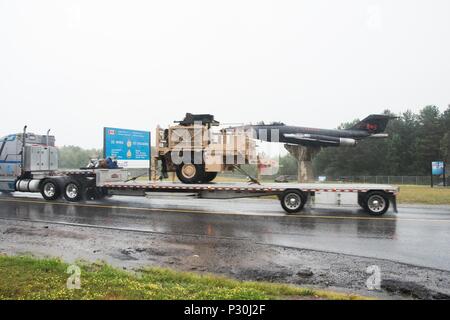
[284,193,301,210]
[43,182,56,198]
[66,183,79,199]
[367,195,386,213]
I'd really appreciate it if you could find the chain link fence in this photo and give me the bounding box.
[298,175,450,186]
[326,176,450,186]
[327,176,431,185]
[219,172,450,186]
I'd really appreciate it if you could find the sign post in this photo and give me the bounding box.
[445,162,447,187]
[103,127,151,179]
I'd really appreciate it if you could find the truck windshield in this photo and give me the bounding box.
[0,135,16,141]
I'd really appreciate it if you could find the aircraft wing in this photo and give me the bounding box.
[283,134,355,147]
[283,134,339,144]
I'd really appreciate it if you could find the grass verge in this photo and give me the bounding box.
[0,255,363,300]
[397,185,450,205]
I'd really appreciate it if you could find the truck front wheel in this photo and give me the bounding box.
[40,179,61,201]
[364,191,390,216]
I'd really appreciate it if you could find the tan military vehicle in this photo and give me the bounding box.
[154,113,256,184]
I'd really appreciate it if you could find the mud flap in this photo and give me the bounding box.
[306,192,314,208]
[390,194,398,213]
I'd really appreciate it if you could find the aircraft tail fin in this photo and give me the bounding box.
[351,114,396,134]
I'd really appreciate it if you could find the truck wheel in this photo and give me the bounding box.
[63,180,83,202]
[203,172,218,183]
[40,179,61,201]
[364,191,390,216]
[281,190,306,214]
[176,163,205,184]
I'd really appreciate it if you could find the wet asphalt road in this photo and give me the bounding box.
[0,192,449,271]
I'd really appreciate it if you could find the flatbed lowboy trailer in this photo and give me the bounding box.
[97,174,398,215]
[19,168,398,215]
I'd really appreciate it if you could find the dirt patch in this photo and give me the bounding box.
[382,279,450,300]
[237,268,293,282]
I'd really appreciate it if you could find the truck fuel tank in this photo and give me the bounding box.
[15,179,41,192]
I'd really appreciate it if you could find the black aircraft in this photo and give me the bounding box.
[238,114,395,147]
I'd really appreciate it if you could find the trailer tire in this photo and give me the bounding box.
[176,163,205,184]
[40,179,61,201]
[364,191,390,216]
[281,190,307,214]
[63,180,83,202]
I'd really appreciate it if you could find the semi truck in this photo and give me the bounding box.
[0,127,399,215]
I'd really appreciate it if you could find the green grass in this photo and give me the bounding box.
[0,255,363,300]
[396,185,450,205]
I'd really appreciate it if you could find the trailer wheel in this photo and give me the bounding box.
[364,191,390,216]
[40,179,61,201]
[63,180,83,202]
[281,190,306,214]
[176,163,205,184]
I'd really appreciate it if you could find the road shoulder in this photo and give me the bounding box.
[1,219,449,299]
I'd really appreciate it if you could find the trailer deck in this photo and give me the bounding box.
[99,180,398,194]
[96,178,399,215]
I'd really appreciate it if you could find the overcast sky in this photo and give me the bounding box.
[1,0,449,149]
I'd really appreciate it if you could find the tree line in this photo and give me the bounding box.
[310,105,450,177]
[58,146,102,169]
